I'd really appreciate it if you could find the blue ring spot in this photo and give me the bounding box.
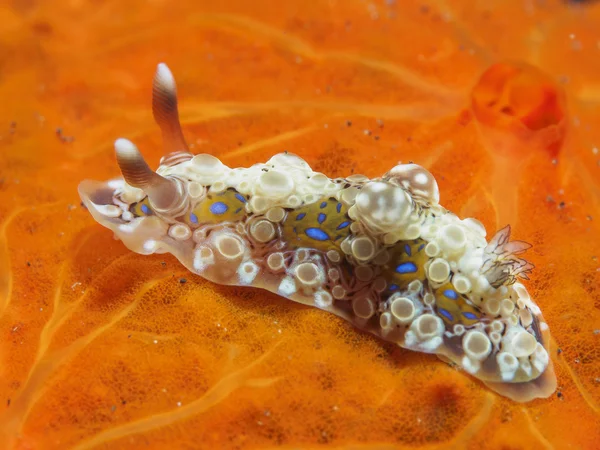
[395,262,418,274]
[190,213,199,224]
[336,221,350,230]
[234,193,247,203]
[320,201,328,209]
[210,201,229,215]
[317,213,327,224]
[336,203,342,213]
[462,312,478,320]
[443,289,458,300]
[141,204,150,215]
[439,308,454,322]
[418,243,425,252]
[305,228,330,241]
[296,213,306,220]
[235,207,242,214]
[389,284,399,291]
[404,244,412,256]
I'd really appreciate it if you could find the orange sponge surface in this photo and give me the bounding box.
[0,1,599,449]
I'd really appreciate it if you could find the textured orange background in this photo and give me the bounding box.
[1,0,600,449]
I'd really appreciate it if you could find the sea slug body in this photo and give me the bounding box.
[78,63,557,402]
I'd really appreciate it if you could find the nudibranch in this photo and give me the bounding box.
[78,63,557,402]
